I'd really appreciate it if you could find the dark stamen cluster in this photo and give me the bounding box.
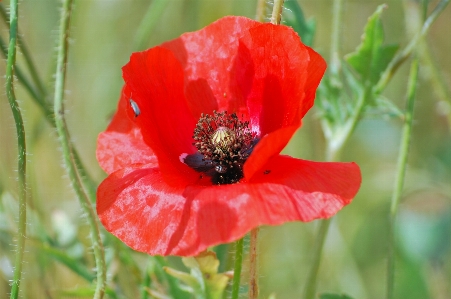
[192,111,255,185]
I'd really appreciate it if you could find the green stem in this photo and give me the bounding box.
[141,260,152,299]
[326,86,368,162]
[308,1,446,298]
[53,0,106,298]
[408,0,451,132]
[0,4,97,203]
[0,35,52,119]
[374,0,449,95]
[248,228,259,299]
[386,59,419,299]
[270,0,285,25]
[133,0,168,51]
[305,0,363,296]
[0,3,47,96]
[329,0,343,76]
[72,149,98,202]
[308,82,369,299]
[0,38,96,204]
[6,0,27,298]
[255,0,266,22]
[303,219,331,299]
[231,238,244,299]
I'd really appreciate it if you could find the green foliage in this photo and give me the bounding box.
[316,4,406,160]
[283,0,316,46]
[164,251,231,299]
[38,245,96,282]
[345,4,398,86]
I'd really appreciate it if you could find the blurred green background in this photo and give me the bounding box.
[0,0,450,298]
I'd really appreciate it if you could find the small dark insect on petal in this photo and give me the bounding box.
[264,170,271,175]
[129,99,140,117]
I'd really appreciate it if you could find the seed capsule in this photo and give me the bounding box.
[129,99,140,117]
[211,127,235,149]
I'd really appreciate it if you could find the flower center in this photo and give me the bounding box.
[187,111,257,185]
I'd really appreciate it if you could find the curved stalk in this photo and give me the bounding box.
[0,4,47,96]
[231,238,244,299]
[53,0,106,298]
[6,0,27,298]
[0,7,97,203]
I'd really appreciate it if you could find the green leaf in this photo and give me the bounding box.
[1,191,51,243]
[165,251,231,299]
[363,95,404,119]
[154,256,192,299]
[283,0,316,46]
[38,245,95,282]
[319,293,354,299]
[345,4,399,84]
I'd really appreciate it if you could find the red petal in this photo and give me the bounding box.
[122,47,199,186]
[239,24,307,134]
[244,125,298,180]
[97,156,360,257]
[299,47,328,118]
[182,156,361,249]
[97,131,158,174]
[239,24,326,178]
[97,165,191,256]
[162,16,260,118]
[249,155,362,220]
[97,86,157,174]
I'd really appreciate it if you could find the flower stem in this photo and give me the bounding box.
[53,0,106,298]
[386,58,419,299]
[0,4,97,203]
[255,0,266,22]
[304,0,351,297]
[231,238,244,299]
[308,77,369,299]
[270,0,285,25]
[303,219,331,299]
[0,4,47,96]
[248,228,259,299]
[0,38,51,117]
[374,0,449,95]
[6,0,27,298]
[133,0,168,50]
[329,0,343,76]
[404,0,451,132]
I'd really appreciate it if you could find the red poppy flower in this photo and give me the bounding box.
[96,16,361,256]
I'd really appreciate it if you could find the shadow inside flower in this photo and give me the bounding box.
[185,78,218,118]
